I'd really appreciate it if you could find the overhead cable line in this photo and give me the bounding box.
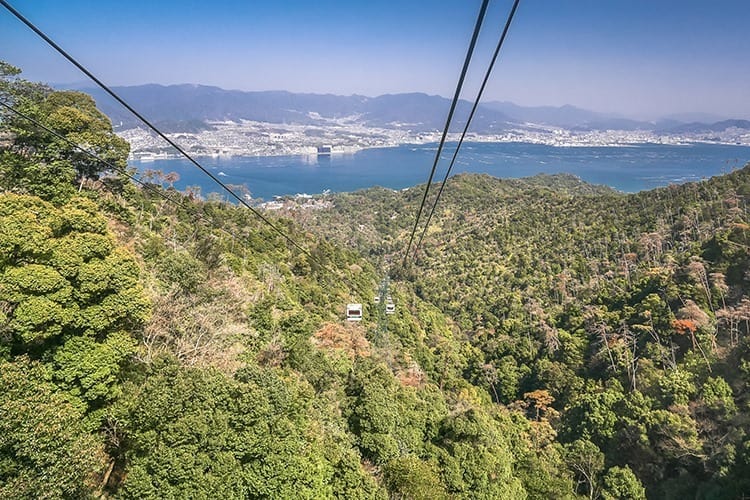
[415,0,521,254]
[402,0,491,266]
[1,99,362,299]
[0,0,319,263]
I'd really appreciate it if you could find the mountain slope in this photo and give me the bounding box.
[7,68,750,498]
[287,165,750,498]
[2,70,575,499]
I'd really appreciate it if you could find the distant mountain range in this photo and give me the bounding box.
[481,101,653,130]
[70,84,512,133]
[656,119,750,134]
[64,83,749,136]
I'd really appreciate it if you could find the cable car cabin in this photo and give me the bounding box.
[385,302,395,315]
[374,295,381,304]
[346,303,363,321]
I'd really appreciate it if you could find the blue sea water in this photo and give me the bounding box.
[129,142,750,201]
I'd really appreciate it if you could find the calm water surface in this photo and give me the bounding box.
[129,142,750,201]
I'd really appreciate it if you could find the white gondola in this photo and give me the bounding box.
[385,301,395,315]
[374,295,381,304]
[346,303,363,321]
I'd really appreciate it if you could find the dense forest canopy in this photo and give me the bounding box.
[1,62,749,499]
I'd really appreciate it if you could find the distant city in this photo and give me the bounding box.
[121,118,750,161]
[68,83,750,160]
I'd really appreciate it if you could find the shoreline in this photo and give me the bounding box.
[127,137,750,162]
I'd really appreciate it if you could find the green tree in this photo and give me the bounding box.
[658,369,696,406]
[564,439,604,500]
[431,409,526,499]
[700,376,736,419]
[383,455,448,500]
[52,331,137,405]
[113,361,335,499]
[346,358,442,465]
[601,466,646,500]
[39,90,129,182]
[561,382,624,449]
[0,358,107,499]
[0,194,149,424]
[0,195,149,351]
[1,62,129,201]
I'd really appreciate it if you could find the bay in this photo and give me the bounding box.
[129,142,750,201]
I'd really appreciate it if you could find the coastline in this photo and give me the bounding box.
[121,120,750,162]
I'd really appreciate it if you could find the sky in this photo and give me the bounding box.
[1,0,749,120]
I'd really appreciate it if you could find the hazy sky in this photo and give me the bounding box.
[1,0,749,120]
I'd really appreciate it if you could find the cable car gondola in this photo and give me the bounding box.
[346,303,363,321]
[385,301,395,315]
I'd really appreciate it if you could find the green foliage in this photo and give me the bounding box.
[601,466,646,500]
[113,360,335,499]
[700,376,736,418]
[2,264,75,343]
[1,65,128,202]
[320,439,385,500]
[645,407,702,463]
[53,331,137,404]
[0,194,149,352]
[155,250,205,292]
[346,358,447,465]
[0,151,76,203]
[430,409,526,499]
[0,358,106,499]
[561,382,624,448]
[658,369,697,406]
[564,439,604,499]
[0,193,58,267]
[383,455,448,500]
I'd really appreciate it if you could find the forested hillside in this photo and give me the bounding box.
[291,165,750,498]
[2,62,750,499]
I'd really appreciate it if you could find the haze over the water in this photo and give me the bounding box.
[2,0,749,120]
